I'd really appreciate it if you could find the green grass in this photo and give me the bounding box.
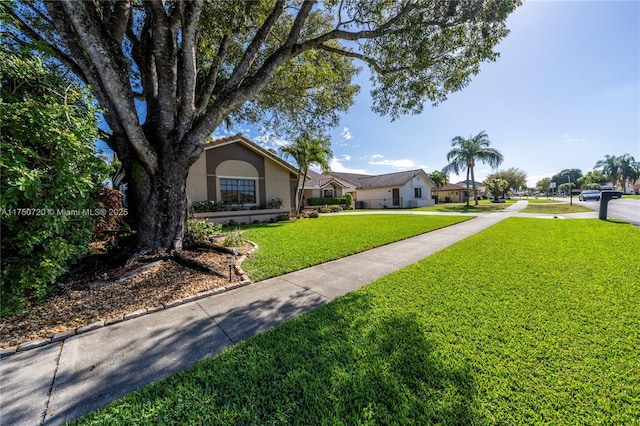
[77,218,640,425]
[521,203,594,214]
[413,199,516,213]
[623,194,640,199]
[521,198,559,203]
[241,215,472,281]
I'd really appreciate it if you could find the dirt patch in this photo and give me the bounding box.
[0,242,254,350]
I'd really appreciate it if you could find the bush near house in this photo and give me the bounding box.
[307,196,349,206]
[0,48,109,314]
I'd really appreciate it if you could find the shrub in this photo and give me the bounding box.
[223,230,244,247]
[307,196,349,206]
[187,219,222,240]
[0,48,109,314]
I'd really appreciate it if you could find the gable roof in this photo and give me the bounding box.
[456,180,485,188]
[331,169,433,189]
[438,183,466,191]
[306,170,348,189]
[205,133,298,175]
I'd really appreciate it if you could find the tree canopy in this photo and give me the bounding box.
[485,167,526,193]
[442,131,503,206]
[4,0,520,254]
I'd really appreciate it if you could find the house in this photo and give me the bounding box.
[300,170,350,206]
[435,183,466,203]
[186,134,298,223]
[456,180,486,199]
[330,169,435,209]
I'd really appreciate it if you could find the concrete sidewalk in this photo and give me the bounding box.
[0,202,527,425]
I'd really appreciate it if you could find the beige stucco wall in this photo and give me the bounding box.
[186,153,208,203]
[216,159,259,179]
[264,158,293,211]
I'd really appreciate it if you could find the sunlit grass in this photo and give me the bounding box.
[77,218,640,425]
[521,203,593,214]
[413,199,515,213]
[241,214,472,281]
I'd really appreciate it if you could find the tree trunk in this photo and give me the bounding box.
[125,158,190,255]
[471,166,478,206]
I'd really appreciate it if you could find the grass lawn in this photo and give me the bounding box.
[521,198,559,203]
[241,214,472,281]
[77,218,640,425]
[623,194,640,199]
[413,199,516,213]
[521,203,594,214]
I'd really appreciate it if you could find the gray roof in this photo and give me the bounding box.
[306,170,348,188]
[331,169,430,189]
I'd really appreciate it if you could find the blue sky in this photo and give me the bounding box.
[226,0,639,187]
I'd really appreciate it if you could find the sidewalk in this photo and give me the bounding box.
[1,202,527,425]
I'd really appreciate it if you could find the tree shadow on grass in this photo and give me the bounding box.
[80,292,479,425]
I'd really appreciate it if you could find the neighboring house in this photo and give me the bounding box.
[455,180,486,199]
[331,169,435,208]
[633,179,640,195]
[437,183,466,203]
[186,134,298,223]
[301,170,349,205]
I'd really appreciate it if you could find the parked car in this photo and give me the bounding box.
[578,190,601,201]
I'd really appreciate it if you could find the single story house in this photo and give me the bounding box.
[456,180,487,199]
[436,183,466,203]
[300,170,350,205]
[186,134,298,223]
[330,169,436,209]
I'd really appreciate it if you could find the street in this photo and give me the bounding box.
[575,197,640,226]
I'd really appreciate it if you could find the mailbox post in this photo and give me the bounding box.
[599,190,622,220]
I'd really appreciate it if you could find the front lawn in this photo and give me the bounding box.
[521,202,593,214]
[414,199,515,213]
[77,218,640,424]
[241,214,472,281]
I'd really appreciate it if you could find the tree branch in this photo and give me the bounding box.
[195,34,231,114]
[175,0,203,142]
[53,0,158,173]
[221,0,286,95]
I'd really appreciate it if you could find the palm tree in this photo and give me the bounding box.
[429,170,448,204]
[594,155,621,190]
[619,154,640,193]
[281,135,333,214]
[442,131,503,206]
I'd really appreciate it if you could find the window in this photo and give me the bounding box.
[323,189,334,197]
[220,179,256,204]
[414,187,422,198]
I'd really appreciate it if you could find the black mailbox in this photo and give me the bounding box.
[599,190,622,220]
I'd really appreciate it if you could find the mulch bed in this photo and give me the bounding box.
[0,243,253,350]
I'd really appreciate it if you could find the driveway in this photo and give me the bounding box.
[574,197,640,226]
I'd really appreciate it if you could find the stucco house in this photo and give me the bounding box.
[330,169,436,209]
[186,134,297,223]
[436,183,466,203]
[300,170,349,205]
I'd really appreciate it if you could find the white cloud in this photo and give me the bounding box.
[328,158,368,174]
[563,134,587,143]
[253,131,290,149]
[342,154,351,161]
[341,127,352,140]
[369,158,417,169]
[370,154,384,159]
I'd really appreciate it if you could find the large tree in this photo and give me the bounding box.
[281,135,332,214]
[485,167,526,194]
[5,0,519,255]
[442,131,503,206]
